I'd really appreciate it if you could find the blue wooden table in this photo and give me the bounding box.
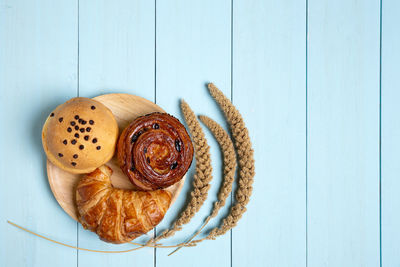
[1,0,399,266]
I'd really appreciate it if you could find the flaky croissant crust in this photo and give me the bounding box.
[76,165,171,244]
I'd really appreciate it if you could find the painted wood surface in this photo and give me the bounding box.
[77,1,155,266]
[0,1,78,267]
[155,0,231,266]
[381,0,400,266]
[1,0,399,266]
[232,0,306,266]
[307,0,380,266]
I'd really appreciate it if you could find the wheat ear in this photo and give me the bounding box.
[146,100,213,245]
[189,83,255,245]
[169,115,237,255]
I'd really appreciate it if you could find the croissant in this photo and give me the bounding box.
[76,165,172,244]
[117,112,194,191]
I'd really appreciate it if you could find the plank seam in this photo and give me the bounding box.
[76,0,80,266]
[379,0,383,266]
[305,0,309,266]
[154,0,157,105]
[230,0,234,267]
[154,0,157,266]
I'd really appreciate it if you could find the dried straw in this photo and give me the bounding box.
[184,83,255,246]
[7,220,145,253]
[169,115,237,255]
[7,220,191,251]
[8,83,255,254]
[146,100,214,245]
[198,115,237,219]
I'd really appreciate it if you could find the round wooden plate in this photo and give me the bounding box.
[47,93,186,221]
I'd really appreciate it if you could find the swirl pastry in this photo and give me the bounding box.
[76,165,172,244]
[117,113,194,191]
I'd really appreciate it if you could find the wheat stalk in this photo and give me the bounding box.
[9,83,255,253]
[199,115,237,219]
[145,100,214,245]
[169,115,237,255]
[184,83,255,247]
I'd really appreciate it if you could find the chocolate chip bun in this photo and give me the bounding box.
[42,97,119,174]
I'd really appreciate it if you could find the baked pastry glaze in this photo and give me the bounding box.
[76,165,171,244]
[42,97,118,174]
[117,113,194,190]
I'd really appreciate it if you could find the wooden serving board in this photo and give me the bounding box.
[47,93,186,221]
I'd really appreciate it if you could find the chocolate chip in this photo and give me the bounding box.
[78,119,83,124]
[81,120,87,125]
[74,133,79,138]
[58,153,63,157]
[175,139,182,152]
[74,125,79,130]
[91,105,96,110]
[71,162,77,166]
[84,135,89,141]
[79,145,84,150]
[73,154,78,159]
[50,113,54,117]
[67,127,72,132]
[86,127,91,132]
[153,123,159,129]
[171,162,178,170]
[130,166,135,172]
[80,128,85,133]
[74,115,79,120]
[146,157,150,164]
[63,140,67,145]
[70,121,76,126]
[71,139,77,145]
[96,146,101,150]
[92,138,97,143]
[131,134,138,143]
[58,117,63,122]
[89,120,94,125]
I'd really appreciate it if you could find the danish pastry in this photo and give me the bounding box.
[117,113,194,190]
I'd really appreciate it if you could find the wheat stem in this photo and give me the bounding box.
[185,83,255,246]
[171,115,237,254]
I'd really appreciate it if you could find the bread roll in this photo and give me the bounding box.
[42,97,119,174]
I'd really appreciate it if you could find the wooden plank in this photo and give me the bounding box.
[307,0,380,266]
[155,0,231,266]
[232,0,307,266]
[77,1,155,266]
[78,0,156,99]
[381,0,400,266]
[0,0,78,266]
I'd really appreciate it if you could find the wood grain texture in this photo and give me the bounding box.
[1,0,397,266]
[79,0,156,97]
[381,0,400,266]
[307,0,380,266]
[77,1,156,266]
[47,93,185,221]
[155,0,232,266]
[232,0,307,266]
[0,0,78,266]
